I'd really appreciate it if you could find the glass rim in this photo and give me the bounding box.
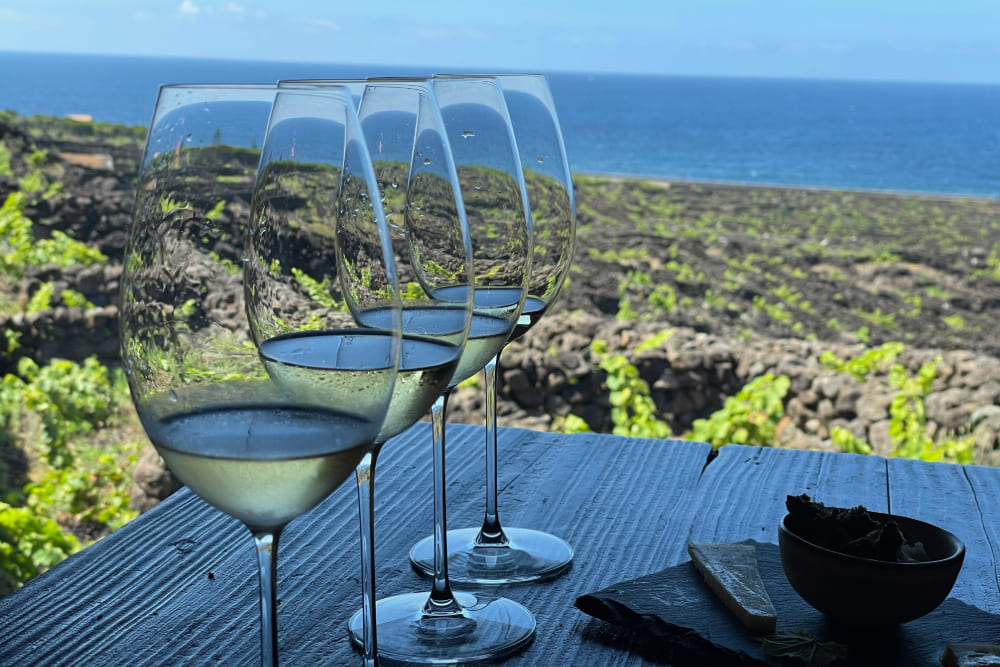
[158,82,277,90]
[278,78,366,85]
[434,73,544,79]
[273,85,355,103]
[364,76,433,91]
[367,76,430,82]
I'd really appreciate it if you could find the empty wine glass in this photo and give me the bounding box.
[121,83,401,667]
[410,74,576,584]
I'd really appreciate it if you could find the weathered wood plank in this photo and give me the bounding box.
[954,462,1000,614]
[5,429,999,666]
[0,425,713,666]
[369,427,714,667]
[0,489,249,664]
[887,457,1000,615]
[515,433,711,666]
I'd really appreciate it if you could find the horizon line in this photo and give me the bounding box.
[2,48,1000,89]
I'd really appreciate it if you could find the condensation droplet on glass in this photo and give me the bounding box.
[461,130,475,139]
[474,184,482,191]
[537,156,544,163]
[423,157,431,165]
[390,182,398,189]
[168,389,179,402]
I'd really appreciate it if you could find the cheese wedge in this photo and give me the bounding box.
[942,643,1000,666]
[687,542,777,634]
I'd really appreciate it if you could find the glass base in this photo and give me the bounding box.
[348,591,535,664]
[409,527,573,585]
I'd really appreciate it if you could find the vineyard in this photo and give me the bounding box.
[3,111,1000,597]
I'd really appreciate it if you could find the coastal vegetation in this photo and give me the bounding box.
[567,174,1000,355]
[1,111,999,595]
[1,180,140,596]
[571,335,974,464]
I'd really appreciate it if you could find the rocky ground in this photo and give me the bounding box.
[3,113,1000,511]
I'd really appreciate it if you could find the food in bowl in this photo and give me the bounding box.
[779,495,964,626]
[784,493,930,562]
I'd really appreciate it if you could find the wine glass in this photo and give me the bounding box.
[410,74,576,584]
[275,77,480,665]
[353,78,478,667]
[121,83,401,667]
[345,75,537,664]
[331,77,478,665]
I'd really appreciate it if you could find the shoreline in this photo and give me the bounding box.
[575,171,1000,203]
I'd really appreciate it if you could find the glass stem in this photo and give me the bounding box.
[477,351,509,546]
[423,390,464,616]
[252,527,283,667]
[355,449,379,667]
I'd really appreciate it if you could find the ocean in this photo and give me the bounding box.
[2,51,999,197]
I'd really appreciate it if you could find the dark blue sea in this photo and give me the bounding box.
[2,51,999,197]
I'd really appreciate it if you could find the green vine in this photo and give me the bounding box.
[821,345,974,463]
[0,192,107,283]
[686,373,791,449]
[819,341,903,382]
[590,339,671,438]
[0,355,138,594]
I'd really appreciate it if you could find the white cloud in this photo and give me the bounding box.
[225,2,244,14]
[178,1,199,17]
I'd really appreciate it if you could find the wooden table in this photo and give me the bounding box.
[2,422,1000,665]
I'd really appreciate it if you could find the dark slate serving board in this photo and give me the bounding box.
[575,541,1000,666]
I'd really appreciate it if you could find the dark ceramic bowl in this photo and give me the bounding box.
[779,511,964,626]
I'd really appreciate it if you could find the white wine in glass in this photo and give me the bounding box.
[347,76,538,665]
[410,74,576,585]
[122,84,401,667]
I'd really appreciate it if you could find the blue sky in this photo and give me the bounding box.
[1,1,999,84]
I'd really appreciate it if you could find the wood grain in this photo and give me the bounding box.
[887,457,1000,614]
[2,427,999,666]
